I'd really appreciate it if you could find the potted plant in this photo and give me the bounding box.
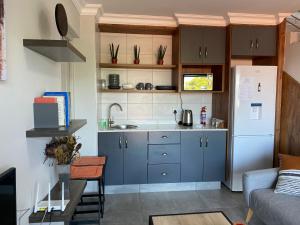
[44,136,82,182]
[133,45,140,64]
[109,43,119,64]
[157,45,167,65]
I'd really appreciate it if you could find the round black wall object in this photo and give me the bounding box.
[55,3,68,37]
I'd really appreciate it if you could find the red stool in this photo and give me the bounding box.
[70,156,106,221]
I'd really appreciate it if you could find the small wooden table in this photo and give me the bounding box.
[149,211,232,225]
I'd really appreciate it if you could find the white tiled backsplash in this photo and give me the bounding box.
[97,32,212,125]
[97,93,212,125]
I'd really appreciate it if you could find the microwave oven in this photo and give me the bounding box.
[183,73,213,91]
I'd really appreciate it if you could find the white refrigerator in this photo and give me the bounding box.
[226,65,277,192]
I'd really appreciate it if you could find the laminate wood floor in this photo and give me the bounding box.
[74,185,265,225]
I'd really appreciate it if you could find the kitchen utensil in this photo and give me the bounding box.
[155,85,176,90]
[122,83,134,90]
[182,110,193,126]
[98,79,106,90]
[145,83,153,90]
[108,74,120,88]
[136,83,145,90]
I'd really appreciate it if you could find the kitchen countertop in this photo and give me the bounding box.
[98,124,228,132]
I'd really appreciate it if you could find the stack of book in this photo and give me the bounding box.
[33,92,71,128]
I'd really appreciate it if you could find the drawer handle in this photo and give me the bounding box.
[161,172,168,176]
[162,152,168,156]
[161,136,168,139]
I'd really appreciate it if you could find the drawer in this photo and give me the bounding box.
[148,164,180,183]
[148,132,180,144]
[148,145,180,164]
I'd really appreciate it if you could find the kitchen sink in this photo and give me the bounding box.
[111,124,138,130]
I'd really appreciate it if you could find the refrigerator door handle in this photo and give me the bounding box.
[258,82,261,92]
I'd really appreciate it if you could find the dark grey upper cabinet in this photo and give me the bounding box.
[202,131,226,182]
[231,26,253,56]
[180,26,203,64]
[181,132,204,182]
[180,26,226,65]
[123,132,148,184]
[98,132,124,185]
[252,26,277,56]
[231,25,277,57]
[202,27,226,65]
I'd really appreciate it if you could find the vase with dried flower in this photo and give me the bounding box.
[109,43,119,64]
[157,45,167,65]
[133,45,140,64]
[44,136,82,183]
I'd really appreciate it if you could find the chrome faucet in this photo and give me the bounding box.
[108,103,123,127]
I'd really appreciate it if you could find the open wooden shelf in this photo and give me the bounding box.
[23,39,86,62]
[26,119,87,138]
[98,63,176,70]
[98,89,177,93]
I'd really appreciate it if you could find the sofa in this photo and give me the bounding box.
[243,168,300,225]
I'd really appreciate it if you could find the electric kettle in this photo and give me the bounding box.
[182,110,193,126]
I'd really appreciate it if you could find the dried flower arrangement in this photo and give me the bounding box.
[44,136,82,165]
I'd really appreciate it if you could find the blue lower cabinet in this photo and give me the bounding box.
[98,132,124,185]
[148,144,180,164]
[124,132,148,184]
[202,131,226,182]
[181,132,204,182]
[98,132,147,185]
[148,164,180,183]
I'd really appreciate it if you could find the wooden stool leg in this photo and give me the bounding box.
[245,208,253,224]
[98,179,104,218]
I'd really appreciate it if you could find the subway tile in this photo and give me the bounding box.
[101,93,127,103]
[128,93,153,103]
[153,93,178,103]
[127,104,153,120]
[180,93,212,104]
[127,69,153,86]
[153,104,178,120]
[126,34,153,55]
[152,69,172,86]
[126,54,153,65]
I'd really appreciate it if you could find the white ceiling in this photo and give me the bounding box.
[85,0,299,17]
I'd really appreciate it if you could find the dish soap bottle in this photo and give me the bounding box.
[200,106,207,125]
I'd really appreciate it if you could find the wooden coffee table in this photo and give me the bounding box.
[149,211,232,225]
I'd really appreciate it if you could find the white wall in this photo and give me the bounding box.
[72,15,98,157]
[0,1,80,224]
[284,28,300,82]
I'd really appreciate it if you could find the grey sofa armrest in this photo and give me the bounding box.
[243,168,279,207]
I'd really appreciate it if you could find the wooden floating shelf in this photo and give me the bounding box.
[98,63,176,70]
[99,89,177,93]
[26,119,87,138]
[23,39,86,62]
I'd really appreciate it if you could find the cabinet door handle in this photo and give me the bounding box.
[161,135,168,139]
[250,40,254,49]
[161,172,168,176]
[200,137,203,148]
[256,39,259,49]
[125,139,128,149]
[199,47,202,58]
[162,152,168,156]
[119,136,122,149]
[205,47,208,57]
[205,136,209,148]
